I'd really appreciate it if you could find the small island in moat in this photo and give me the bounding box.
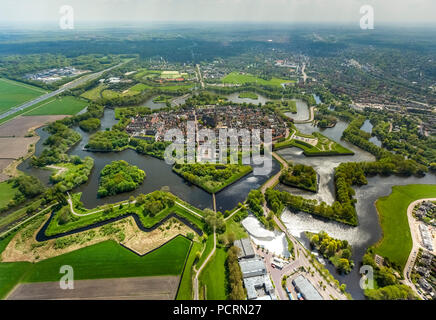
[173,163,253,194]
[98,160,146,197]
[279,162,318,192]
[307,231,354,274]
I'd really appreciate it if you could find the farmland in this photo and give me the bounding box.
[0,78,47,114]
[0,236,191,299]
[24,96,88,116]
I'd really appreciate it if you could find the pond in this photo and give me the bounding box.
[360,119,382,147]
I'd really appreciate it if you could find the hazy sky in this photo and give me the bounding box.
[1,0,435,25]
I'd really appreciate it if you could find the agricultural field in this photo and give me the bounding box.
[24,96,88,116]
[222,72,293,88]
[7,276,181,300]
[0,236,191,299]
[0,78,47,114]
[374,184,436,271]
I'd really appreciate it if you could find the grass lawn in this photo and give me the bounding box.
[176,240,202,300]
[0,78,47,114]
[238,92,258,99]
[0,181,19,210]
[0,236,191,299]
[24,96,88,116]
[196,235,215,269]
[225,218,248,240]
[157,83,194,91]
[126,83,152,95]
[222,72,292,88]
[199,248,227,300]
[374,184,436,271]
[81,84,106,101]
[274,132,353,156]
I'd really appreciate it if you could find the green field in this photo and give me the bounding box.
[222,72,292,88]
[0,236,191,299]
[199,248,227,300]
[0,181,19,211]
[238,92,258,99]
[81,84,105,101]
[176,240,202,300]
[374,184,436,271]
[24,96,88,116]
[0,78,47,114]
[127,83,152,94]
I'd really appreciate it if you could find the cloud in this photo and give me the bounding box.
[0,0,435,24]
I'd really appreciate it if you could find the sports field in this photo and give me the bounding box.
[0,78,47,114]
[24,96,88,116]
[374,184,436,271]
[222,72,293,87]
[0,236,191,299]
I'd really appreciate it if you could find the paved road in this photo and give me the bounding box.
[196,64,205,89]
[258,151,347,300]
[0,61,128,121]
[301,63,307,83]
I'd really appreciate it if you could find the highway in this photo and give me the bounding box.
[0,61,127,121]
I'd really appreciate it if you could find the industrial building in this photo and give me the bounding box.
[236,237,277,300]
[292,275,323,300]
[234,237,255,259]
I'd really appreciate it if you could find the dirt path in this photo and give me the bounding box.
[402,198,436,298]
[193,229,216,300]
[47,165,68,177]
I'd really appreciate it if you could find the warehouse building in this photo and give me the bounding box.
[234,237,256,259]
[292,275,323,300]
